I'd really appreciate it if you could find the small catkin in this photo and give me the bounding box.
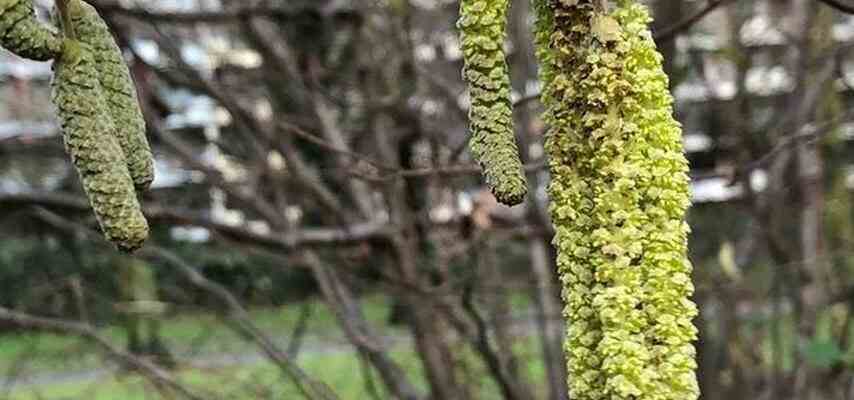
[59,0,154,191]
[0,0,61,61]
[536,1,699,399]
[458,0,527,206]
[52,39,149,252]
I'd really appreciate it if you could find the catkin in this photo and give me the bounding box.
[52,39,148,252]
[0,0,61,61]
[536,1,699,399]
[58,0,154,191]
[458,0,527,206]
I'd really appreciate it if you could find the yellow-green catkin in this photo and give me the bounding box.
[52,39,148,252]
[59,0,154,191]
[0,0,61,60]
[458,0,528,206]
[536,1,699,399]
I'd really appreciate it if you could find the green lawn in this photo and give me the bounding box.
[6,348,421,400]
[5,334,547,399]
[0,294,396,375]
[0,292,540,399]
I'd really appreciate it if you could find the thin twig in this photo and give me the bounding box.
[279,121,393,172]
[145,247,341,400]
[93,2,351,23]
[653,0,738,42]
[286,302,313,359]
[816,0,854,14]
[0,307,207,400]
[0,191,392,250]
[28,208,341,400]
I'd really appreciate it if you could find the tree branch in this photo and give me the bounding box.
[0,307,206,400]
[26,208,340,400]
[816,0,854,13]
[142,246,341,400]
[92,2,354,24]
[653,0,737,43]
[0,192,392,250]
[303,252,421,400]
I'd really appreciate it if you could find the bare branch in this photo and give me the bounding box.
[0,307,207,400]
[816,0,854,13]
[302,252,421,400]
[653,0,738,43]
[92,2,352,24]
[26,208,341,400]
[0,192,392,250]
[461,281,534,400]
[280,121,393,172]
[143,247,341,400]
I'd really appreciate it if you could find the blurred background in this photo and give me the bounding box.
[0,0,853,398]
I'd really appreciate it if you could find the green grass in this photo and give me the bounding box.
[5,335,547,399]
[6,349,417,400]
[0,291,545,399]
[0,291,537,376]
[0,294,395,375]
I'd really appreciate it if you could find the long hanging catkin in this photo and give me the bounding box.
[58,0,154,191]
[0,0,61,60]
[458,0,527,206]
[52,39,148,252]
[536,1,699,399]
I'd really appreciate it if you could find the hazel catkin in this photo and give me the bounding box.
[0,0,61,61]
[458,0,527,206]
[59,0,154,191]
[536,1,699,399]
[51,39,148,252]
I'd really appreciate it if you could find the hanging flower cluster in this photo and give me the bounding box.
[0,0,62,61]
[52,38,149,251]
[0,0,152,252]
[60,0,154,191]
[536,1,699,398]
[457,0,699,395]
[0,0,61,60]
[458,0,528,206]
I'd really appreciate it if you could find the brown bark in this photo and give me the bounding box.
[529,238,567,400]
[305,252,420,400]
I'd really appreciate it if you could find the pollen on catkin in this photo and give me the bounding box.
[536,1,699,399]
[458,0,528,206]
[52,39,149,252]
[0,0,61,61]
[58,0,154,191]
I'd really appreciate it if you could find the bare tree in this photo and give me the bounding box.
[4,1,854,399]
